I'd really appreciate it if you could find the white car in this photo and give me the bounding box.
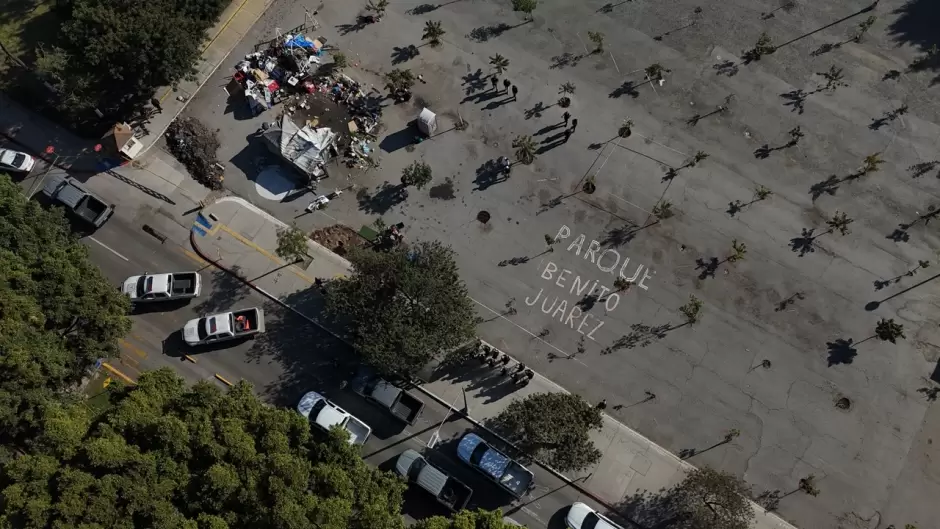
[296,391,372,445]
[566,502,624,529]
[0,148,36,173]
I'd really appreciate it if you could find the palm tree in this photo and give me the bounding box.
[678,295,704,324]
[723,428,741,443]
[422,20,445,47]
[727,239,747,263]
[384,68,416,96]
[613,277,631,292]
[861,152,885,175]
[798,474,820,497]
[367,0,389,16]
[558,82,576,107]
[825,211,853,236]
[617,119,634,138]
[787,126,804,146]
[754,185,773,201]
[588,31,605,53]
[685,150,709,168]
[544,234,557,249]
[874,318,905,343]
[645,63,668,82]
[489,54,509,77]
[746,32,776,60]
[513,135,537,165]
[819,65,847,92]
[652,200,674,221]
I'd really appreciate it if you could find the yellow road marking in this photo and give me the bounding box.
[181,248,210,266]
[120,338,149,359]
[184,355,198,364]
[215,374,234,386]
[159,0,253,102]
[102,362,137,385]
[217,224,314,284]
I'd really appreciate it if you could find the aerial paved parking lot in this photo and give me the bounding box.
[182,0,940,527]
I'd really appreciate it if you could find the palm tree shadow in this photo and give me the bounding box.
[461,68,487,95]
[695,257,719,279]
[467,22,511,43]
[886,227,911,242]
[357,183,407,214]
[601,224,637,247]
[473,160,509,191]
[826,338,858,366]
[789,228,817,257]
[609,80,641,99]
[524,101,552,119]
[809,175,840,201]
[336,21,367,35]
[780,89,808,114]
[713,60,739,76]
[408,3,439,14]
[550,52,583,69]
[390,45,420,64]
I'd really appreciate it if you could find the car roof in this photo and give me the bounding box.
[296,391,325,417]
[567,503,622,529]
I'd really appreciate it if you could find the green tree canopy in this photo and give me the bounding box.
[325,241,477,378]
[35,0,229,124]
[670,466,754,529]
[487,392,602,472]
[276,224,311,263]
[0,369,407,529]
[0,174,130,450]
[413,508,520,529]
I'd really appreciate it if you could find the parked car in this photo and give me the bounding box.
[182,307,265,346]
[395,449,473,511]
[123,272,201,303]
[456,433,534,497]
[351,367,425,424]
[297,391,372,445]
[41,174,114,228]
[0,148,35,173]
[566,502,624,529]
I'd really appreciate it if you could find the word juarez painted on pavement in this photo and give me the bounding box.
[525,225,655,342]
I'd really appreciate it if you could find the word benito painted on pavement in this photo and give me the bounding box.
[525,225,655,342]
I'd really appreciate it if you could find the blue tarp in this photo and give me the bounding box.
[285,35,316,49]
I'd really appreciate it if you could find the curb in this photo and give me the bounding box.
[186,224,630,525]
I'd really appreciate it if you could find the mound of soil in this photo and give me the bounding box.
[310,224,366,255]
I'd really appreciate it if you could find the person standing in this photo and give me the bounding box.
[491,77,499,91]
[596,399,607,410]
[562,111,571,127]
[511,85,519,100]
[150,97,163,114]
[571,118,579,133]
[503,79,511,93]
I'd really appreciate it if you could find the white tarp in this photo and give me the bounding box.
[277,115,336,175]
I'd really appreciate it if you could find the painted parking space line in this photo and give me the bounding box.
[120,338,149,359]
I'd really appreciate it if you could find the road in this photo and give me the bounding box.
[81,210,605,529]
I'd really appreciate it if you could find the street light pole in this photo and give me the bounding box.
[427,393,461,449]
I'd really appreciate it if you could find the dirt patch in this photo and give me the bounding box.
[310,224,366,255]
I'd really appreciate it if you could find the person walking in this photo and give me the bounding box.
[571,118,579,133]
[596,399,607,410]
[150,97,163,114]
[503,79,511,93]
[491,77,499,91]
[511,85,519,100]
[562,111,571,127]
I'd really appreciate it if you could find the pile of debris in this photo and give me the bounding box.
[165,117,224,190]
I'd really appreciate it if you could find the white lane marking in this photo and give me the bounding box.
[520,506,546,525]
[88,236,129,261]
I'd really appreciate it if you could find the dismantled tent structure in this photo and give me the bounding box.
[262,114,336,180]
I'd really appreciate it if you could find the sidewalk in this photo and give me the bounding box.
[189,197,797,529]
[139,0,272,154]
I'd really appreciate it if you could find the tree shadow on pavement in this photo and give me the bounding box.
[826,338,858,366]
[357,183,407,214]
[336,20,368,36]
[473,160,509,191]
[461,68,488,95]
[887,0,940,85]
[467,23,511,43]
[609,81,641,99]
[391,45,420,65]
[193,265,250,315]
[611,487,682,529]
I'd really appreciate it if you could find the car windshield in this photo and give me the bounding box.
[310,399,328,419]
[136,276,148,297]
[198,318,212,340]
[581,513,601,529]
[12,153,25,167]
[469,442,489,465]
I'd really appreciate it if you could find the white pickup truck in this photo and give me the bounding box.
[182,307,265,346]
[123,272,201,303]
[297,391,372,445]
